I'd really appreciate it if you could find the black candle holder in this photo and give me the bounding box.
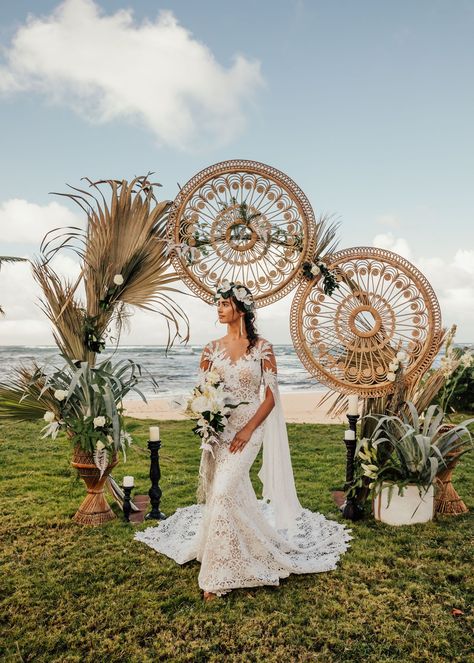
[145,438,167,521]
[123,485,132,522]
[341,414,364,521]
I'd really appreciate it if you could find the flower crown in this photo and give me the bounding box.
[214,280,255,311]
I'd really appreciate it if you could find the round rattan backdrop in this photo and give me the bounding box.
[290,247,443,397]
[167,160,317,307]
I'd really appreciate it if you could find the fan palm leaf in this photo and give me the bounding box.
[46,175,189,358]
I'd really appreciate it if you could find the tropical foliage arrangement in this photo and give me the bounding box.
[0,176,189,471]
[350,402,473,505]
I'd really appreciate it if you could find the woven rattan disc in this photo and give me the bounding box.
[167,159,317,307]
[290,247,443,397]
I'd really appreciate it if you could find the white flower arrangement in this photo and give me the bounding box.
[386,348,407,383]
[186,371,247,455]
[43,410,55,423]
[93,416,106,428]
[214,280,255,311]
[113,274,124,285]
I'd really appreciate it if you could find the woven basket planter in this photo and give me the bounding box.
[71,444,118,526]
[434,425,468,516]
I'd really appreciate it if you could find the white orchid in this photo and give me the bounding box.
[387,372,396,382]
[396,351,407,362]
[389,361,399,372]
[54,389,67,402]
[43,411,55,423]
[96,440,106,451]
[234,287,249,302]
[93,416,106,428]
[113,274,124,286]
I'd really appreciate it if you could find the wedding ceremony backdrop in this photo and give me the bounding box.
[3,158,470,528]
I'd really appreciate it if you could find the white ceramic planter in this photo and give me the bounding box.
[373,482,434,526]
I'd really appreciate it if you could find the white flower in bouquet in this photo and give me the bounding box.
[220,279,231,291]
[388,361,399,372]
[113,274,124,285]
[207,369,221,386]
[191,395,211,414]
[387,372,396,382]
[54,389,67,402]
[396,350,407,362]
[43,411,55,422]
[93,416,106,428]
[310,264,320,276]
[96,440,106,451]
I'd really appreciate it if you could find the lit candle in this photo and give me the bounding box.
[149,426,160,441]
[123,475,134,488]
[347,395,359,416]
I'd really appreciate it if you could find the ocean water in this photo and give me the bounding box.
[0,344,322,399]
[0,342,470,401]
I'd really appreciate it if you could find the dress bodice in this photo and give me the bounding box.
[201,338,276,444]
[202,339,273,404]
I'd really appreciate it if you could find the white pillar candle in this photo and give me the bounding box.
[347,395,359,416]
[149,426,160,441]
[344,429,356,441]
[123,475,134,488]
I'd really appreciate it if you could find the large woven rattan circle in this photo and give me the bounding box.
[290,247,443,397]
[167,160,317,307]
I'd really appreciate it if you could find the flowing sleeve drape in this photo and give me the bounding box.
[257,341,303,531]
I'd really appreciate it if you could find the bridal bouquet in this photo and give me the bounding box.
[186,369,246,454]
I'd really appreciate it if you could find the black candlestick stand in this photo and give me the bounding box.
[123,485,132,522]
[145,439,167,521]
[341,414,364,521]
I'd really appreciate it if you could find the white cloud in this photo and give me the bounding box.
[372,233,474,342]
[0,198,82,244]
[0,0,263,150]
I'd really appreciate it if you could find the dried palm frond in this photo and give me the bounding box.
[0,363,57,421]
[44,175,189,358]
[313,213,340,258]
[31,262,87,361]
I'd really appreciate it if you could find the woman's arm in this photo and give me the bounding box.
[229,343,277,454]
[199,342,213,371]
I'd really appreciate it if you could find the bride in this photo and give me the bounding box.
[134,281,352,600]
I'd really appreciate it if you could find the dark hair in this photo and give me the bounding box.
[229,291,259,352]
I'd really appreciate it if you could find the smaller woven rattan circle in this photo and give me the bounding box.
[167,159,317,308]
[290,246,443,397]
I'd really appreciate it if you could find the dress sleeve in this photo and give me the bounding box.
[260,340,278,394]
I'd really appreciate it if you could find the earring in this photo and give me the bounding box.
[240,316,244,336]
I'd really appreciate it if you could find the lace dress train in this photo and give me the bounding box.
[134,339,352,596]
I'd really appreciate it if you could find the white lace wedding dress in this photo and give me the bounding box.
[134,338,352,596]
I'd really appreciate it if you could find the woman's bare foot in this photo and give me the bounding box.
[203,591,217,601]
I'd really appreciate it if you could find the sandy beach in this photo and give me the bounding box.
[123,390,346,425]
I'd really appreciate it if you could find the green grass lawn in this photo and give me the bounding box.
[1,417,473,663]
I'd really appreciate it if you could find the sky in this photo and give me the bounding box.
[0,0,473,347]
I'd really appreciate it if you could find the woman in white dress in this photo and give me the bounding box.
[134,281,352,600]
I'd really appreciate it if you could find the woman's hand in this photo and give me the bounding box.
[229,426,253,453]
